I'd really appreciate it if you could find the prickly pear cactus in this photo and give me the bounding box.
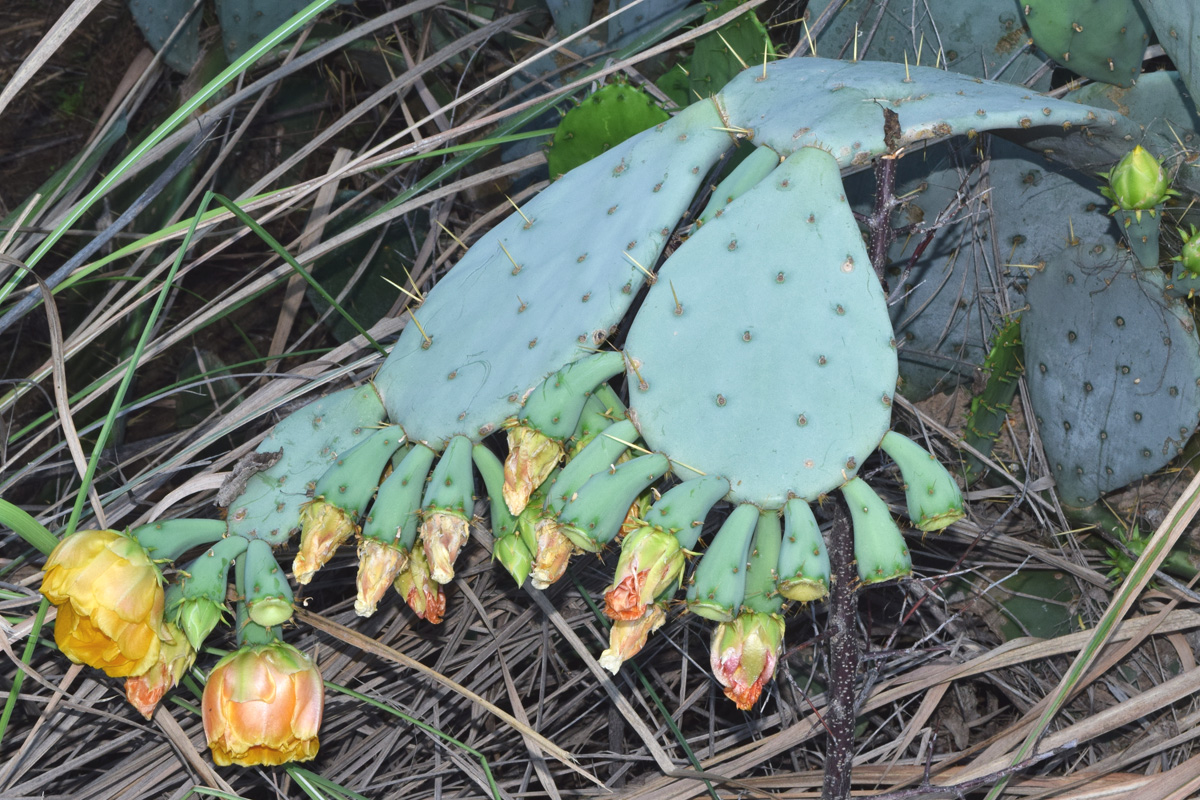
[1021,241,1200,507]
[1021,0,1151,87]
[546,81,671,179]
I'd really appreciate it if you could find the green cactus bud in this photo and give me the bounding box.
[878,432,965,532]
[242,539,294,629]
[174,535,248,649]
[778,499,829,603]
[686,503,758,622]
[1174,226,1200,275]
[493,533,534,586]
[1099,145,1173,216]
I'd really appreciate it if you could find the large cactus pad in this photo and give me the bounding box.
[625,147,896,507]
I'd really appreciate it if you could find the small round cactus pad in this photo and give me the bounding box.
[625,147,897,507]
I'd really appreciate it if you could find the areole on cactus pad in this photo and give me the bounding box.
[41,56,1155,759]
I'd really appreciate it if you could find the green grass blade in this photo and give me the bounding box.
[0,499,58,555]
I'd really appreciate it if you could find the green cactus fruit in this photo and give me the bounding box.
[542,419,639,516]
[1021,240,1200,506]
[518,351,627,440]
[686,503,758,621]
[697,144,780,225]
[962,318,1025,484]
[172,535,248,649]
[419,435,476,583]
[1100,146,1174,214]
[557,453,670,551]
[375,98,731,446]
[1021,0,1150,87]
[878,432,965,532]
[132,518,227,562]
[473,443,530,585]
[240,538,294,628]
[841,477,912,585]
[645,475,731,549]
[741,511,783,615]
[1168,225,1200,299]
[360,444,436,551]
[778,499,830,603]
[547,82,671,179]
[311,424,407,519]
[688,0,773,99]
[227,385,386,544]
[626,145,895,507]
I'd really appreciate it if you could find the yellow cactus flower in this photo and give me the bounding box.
[420,510,470,584]
[39,529,166,678]
[503,426,563,515]
[293,499,357,584]
[202,641,323,767]
[599,603,666,674]
[354,538,408,617]
[125,622,196,719]
[603,526,684,621]
[710,611,785,710]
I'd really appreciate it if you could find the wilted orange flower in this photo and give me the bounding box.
[40,529,165,678]
[603,526,684,621]
[420,510,470,584]
[394,545,446,623]
[503,426,563,515]
[598,603,666,674]
[125,622,195,719]
[710,611,785,710]
[354,538,408,617]
[293,500,356,584]
[530,517,579,590]
[202,641,323,767]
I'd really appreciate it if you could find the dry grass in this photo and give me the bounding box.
[4,1,1200,799]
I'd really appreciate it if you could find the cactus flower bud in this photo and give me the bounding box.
[599,603,667,674]
[710,611,785,710]
[176,596,225,651]
[293,499,357,584]
[503,426,563,515]
[530,517,580,590]
[420,510,470,584]
[1175,226,1200,275]
[603,526,685,621]
[493,533,534,586]
[202,641,323,767]
[1100,145,1173,218]
[125,622,195,719]
[39,529,166,678]
[394,545,446,623]
[354,538,408,617]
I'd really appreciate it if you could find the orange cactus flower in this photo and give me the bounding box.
[503,426,563,515]
[598,603,666,674]
[202,641,324,767]
[393,545,446,624]
[529,517,579,590]
[39,529,166,678]
[125,622,196,719]
[709,611,785,710]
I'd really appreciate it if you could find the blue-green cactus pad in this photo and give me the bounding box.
[376,100,732,446]
[716,57,1124,167]
[128,0,201,74]
[226,385,386,543]
[625,147,896,508]
[1137,0,1200,104]
[818,0,1050,88]
[1022,241,1200,506]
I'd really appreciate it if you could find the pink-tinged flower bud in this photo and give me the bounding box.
[710,611,785,710]
[39,529,165,678]
[293,500,357,584]
[354,538,408,617]
[599,604,666,674]
[420,510,470,584]
[393,545,446,623]
[1100,145,1173,215]
[125,622,195,719]
[503,426,563,515]
[202,641,323,767]
[530,517,580,590]
[603,526,685,621]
